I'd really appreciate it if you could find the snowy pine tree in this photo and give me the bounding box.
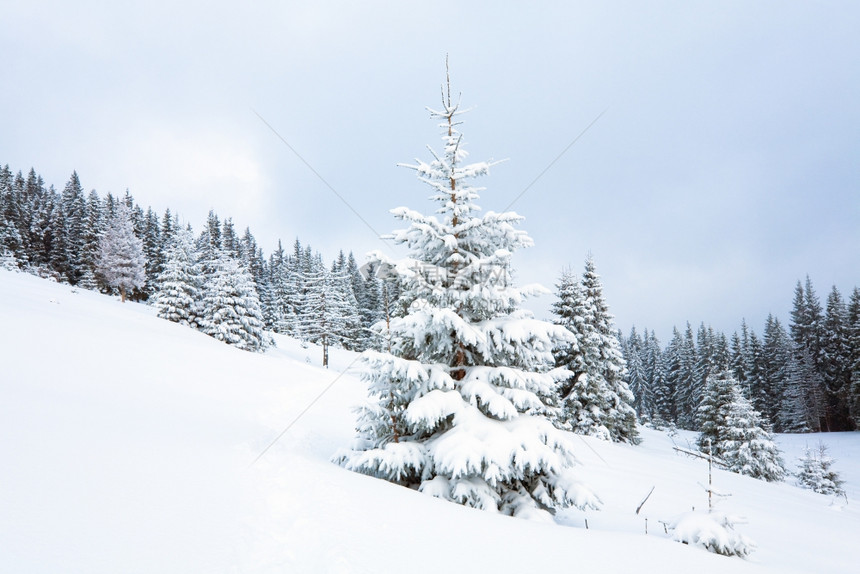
[151,227,201,327]
[698,370,785,482]
[622,327,650,421]
[552,258,638,443]
[300,263,361,366]
[337,71,599,520]
[674,323,699,429]
[95,202,146,302]
[200,252,268,352]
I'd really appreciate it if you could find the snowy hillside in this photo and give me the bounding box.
[1,268,857,573]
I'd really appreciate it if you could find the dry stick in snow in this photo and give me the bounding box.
[636,486,656,515]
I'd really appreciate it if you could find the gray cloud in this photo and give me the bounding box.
[3,0,858,341]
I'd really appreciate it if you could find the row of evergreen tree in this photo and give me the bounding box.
[622,277,860,433]
[0,164,391,358]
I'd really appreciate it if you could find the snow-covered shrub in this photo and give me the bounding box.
[796,443,845,496]
[669,510,755,557]
[0,249,19,271]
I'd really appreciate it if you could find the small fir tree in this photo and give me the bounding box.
[796,443,845,496]
[698,370,785,482]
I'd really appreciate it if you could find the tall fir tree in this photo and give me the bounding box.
[622,327,650,421]
[821,285,852,430]
[642,330,667,425]
[782,345,825,432]
[60,171,86,283]
[847,288,860,428]
[674,323,699,429]
[337,73,599,519]
[78,190,104,290]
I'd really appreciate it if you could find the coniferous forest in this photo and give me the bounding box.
[620,277,860,434]
[2,161,858,437]
[0,165,391,360]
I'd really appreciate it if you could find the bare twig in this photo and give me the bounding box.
[636,486,656,515]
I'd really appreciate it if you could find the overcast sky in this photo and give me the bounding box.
[3,1,858,342]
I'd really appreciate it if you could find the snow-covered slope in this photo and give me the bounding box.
[1,269,856,573]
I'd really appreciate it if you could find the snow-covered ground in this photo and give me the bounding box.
[1,268,857,573]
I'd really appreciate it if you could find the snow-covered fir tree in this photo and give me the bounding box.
[848,288,860,428]
[673,323,699,429]
[200,251,268,352]
[359,260,386,351]
[552,258,639,443]
[698,370,785,482]
[151,226,201,327]
[337,72,599,520]
[95,201,146,302]
[622,327,650,421]
[642,329,668,425]
[300,263,361,367]
[821,285,852,429]
[795,443,845,496]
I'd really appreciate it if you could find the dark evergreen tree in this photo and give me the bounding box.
[744,330,766,421]
[655,327,689,424]
[622,327,650,421]
[141,207,163,296]
[847,288,860,428]
[77,190,104,289]
[758,314,789,429]
[821,285,852,430]
[160,208,176,243]
[642,329,667,425]
[673,323,699,429]
[24,171,51,268]
[220,217,240,258]
[0,166,25,264]
[60,172,86,283]
[360,260,385,351]
[782,345,825,432]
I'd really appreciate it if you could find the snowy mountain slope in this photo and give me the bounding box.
[0,269,856,573]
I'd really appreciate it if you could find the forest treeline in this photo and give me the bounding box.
[2,163,857,434]
[0,165,392,361]
[621,276,860,433]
